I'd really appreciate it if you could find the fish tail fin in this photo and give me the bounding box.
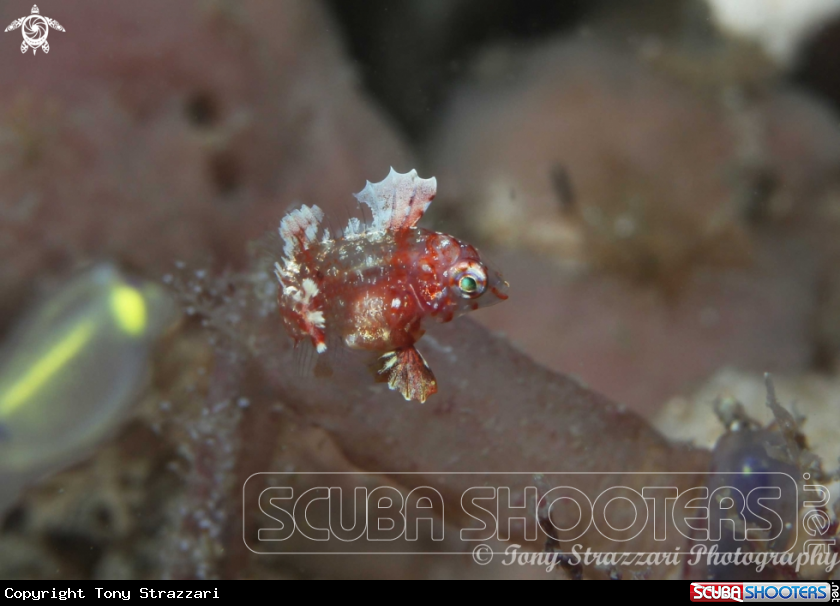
[276,272,327,353]
[374,346,437,403]
[278,204,325,260]
[276,204,328,351]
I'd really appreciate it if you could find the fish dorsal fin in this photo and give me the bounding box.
[353,168,436,233]
[278,204,324,259]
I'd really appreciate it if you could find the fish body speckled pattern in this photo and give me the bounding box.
[275,168,509,402]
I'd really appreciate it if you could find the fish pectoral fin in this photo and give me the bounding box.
[313,351,333,378]
[375,346,437,403]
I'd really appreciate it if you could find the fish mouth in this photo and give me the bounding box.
[490,278,510,301]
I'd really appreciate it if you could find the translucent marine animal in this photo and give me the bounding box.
[0,263,178,472]
[275,168,509,403]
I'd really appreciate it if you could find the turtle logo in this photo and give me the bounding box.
[5,5,65,55]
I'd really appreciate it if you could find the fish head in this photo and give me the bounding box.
[422,232,509,319]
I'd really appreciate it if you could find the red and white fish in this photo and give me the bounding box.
[274,168,509,403]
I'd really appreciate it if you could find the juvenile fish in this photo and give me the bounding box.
[275,168,509,402]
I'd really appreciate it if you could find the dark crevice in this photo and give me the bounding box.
[324,0,590,140]
[185,92,220,128]
[792,17,840,120]
[209,151,241,197]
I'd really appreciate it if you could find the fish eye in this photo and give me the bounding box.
[459,275,478,294]
[453,262,487,299]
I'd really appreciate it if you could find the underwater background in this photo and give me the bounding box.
[2,0,840,579]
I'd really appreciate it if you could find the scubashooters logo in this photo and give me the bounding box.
[5,5,65,55]
[690,582,835,602]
